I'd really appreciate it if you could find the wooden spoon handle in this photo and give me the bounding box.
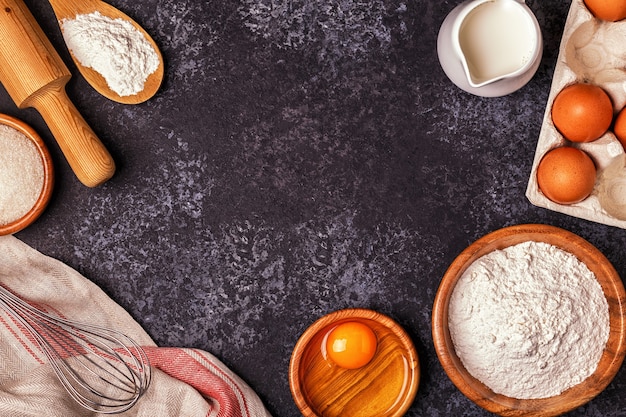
[29,84,115,187]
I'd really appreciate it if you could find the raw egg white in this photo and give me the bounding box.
[537,146,597,204]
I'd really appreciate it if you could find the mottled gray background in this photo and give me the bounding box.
[8,0,626,416]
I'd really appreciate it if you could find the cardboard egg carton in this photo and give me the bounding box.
[526,0,626,229]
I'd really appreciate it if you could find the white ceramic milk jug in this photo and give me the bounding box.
[438,0,543,97]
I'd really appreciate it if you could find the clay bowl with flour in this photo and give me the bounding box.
[432,224,626,416]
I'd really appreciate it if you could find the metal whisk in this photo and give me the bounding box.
[0,284,151,414]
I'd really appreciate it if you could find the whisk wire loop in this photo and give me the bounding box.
[0,284,151,414]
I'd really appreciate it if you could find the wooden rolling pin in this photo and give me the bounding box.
[0,0,115,187]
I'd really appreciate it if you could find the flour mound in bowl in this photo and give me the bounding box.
[448,241,609,399]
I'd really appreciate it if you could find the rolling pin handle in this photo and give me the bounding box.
[28,85,116,187]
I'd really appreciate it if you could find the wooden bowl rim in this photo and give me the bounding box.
[289,308,420,417]
[432,223,626,417]
[0,114,54,235]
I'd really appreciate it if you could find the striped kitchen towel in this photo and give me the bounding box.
[0,235,272,417]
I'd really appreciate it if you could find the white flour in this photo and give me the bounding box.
[448,240,609,399]
[0,125,43,225]
[61,12,159,97]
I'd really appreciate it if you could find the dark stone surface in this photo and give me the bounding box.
[8,0,626,415]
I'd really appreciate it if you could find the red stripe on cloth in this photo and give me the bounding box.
[191,349,253,417]
[144,347,251,417]
[0,313,44,365]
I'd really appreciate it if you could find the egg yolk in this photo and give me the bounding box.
[325,321,377,369]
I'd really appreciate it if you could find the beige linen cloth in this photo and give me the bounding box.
[0,235,272,417]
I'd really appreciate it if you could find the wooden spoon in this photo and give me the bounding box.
[47,0,164,104]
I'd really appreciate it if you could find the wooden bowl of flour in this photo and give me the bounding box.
[432,224,626,416]
[0,114,54,235]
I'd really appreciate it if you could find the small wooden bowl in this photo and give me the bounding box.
[0,114,54,235]
[432,224,626,416]
[289,308,420,417]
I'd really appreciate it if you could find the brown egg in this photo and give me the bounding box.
[584,0,626,21]
[551,83,613,143]
[537,147,597,204]
[613,107,626,151]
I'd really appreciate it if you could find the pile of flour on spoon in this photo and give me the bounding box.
[448,240,609,399]
[61,11,159,97]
